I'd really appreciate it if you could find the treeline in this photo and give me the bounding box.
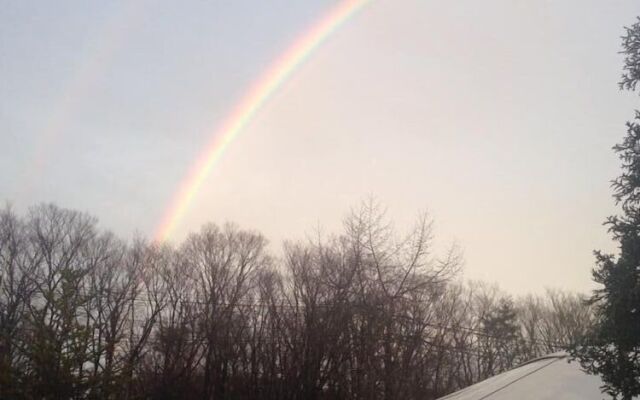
[0,202,592,400]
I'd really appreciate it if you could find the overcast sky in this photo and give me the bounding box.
[2,0,640,294]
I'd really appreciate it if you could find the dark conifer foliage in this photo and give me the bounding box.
[571,17,640,400]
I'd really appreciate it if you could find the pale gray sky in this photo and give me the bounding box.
[2,0,640,294]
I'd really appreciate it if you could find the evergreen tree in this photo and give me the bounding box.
[479,297,521,377]
[571,17,640,400]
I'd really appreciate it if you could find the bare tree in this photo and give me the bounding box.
[0,202,594,400]
[181,223,269,399]
[0,206,34,398]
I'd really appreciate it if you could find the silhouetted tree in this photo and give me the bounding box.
[571,17,640,400]
[0,201,594,400]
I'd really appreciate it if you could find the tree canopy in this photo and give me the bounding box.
[571,16,640,400]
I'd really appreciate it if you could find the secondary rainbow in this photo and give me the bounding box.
[19,0,146,199]
[154,0,371,242]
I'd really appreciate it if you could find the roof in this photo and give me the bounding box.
[437,352,629,400]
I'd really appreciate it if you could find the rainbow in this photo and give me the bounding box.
[154,0,371,242]
[19,0,147,199]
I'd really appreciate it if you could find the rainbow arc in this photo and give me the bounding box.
[154,0,371,242]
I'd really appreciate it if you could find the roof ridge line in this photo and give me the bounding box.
[517,351,568,368]
[475,357,562,400]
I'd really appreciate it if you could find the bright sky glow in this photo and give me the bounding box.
[2,0,640,293]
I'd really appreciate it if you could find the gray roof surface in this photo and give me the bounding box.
[438,353,627,400]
